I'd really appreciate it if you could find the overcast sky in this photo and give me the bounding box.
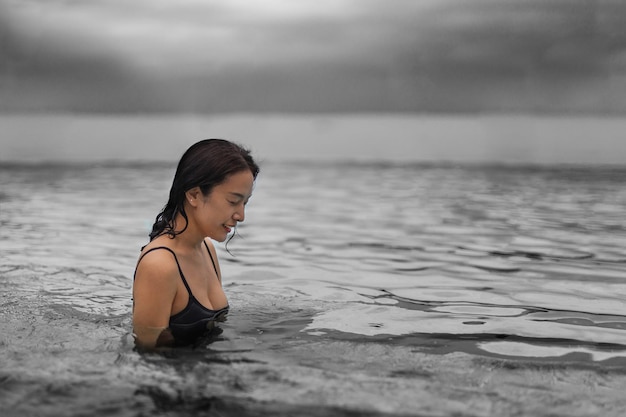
[2,0,626,114]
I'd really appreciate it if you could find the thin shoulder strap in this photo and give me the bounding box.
[203,240,220,280]
[135,246,194,295]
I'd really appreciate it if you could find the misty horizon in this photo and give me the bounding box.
[2,0,626,115]
[2,1,626,167]
[2,113,626,166]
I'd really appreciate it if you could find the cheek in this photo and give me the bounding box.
[209,201,233,218]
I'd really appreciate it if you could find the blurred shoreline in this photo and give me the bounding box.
[2,112,626,166]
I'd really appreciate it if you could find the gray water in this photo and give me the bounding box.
[2,161,626,416]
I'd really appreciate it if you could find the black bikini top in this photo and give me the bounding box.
[135,241,229,346]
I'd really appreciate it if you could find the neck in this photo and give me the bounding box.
[169,212,205,250]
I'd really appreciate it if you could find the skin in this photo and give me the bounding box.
[132,169,255,348]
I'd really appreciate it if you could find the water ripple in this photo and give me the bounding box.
[3,162,626,415]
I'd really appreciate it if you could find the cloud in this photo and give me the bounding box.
[1,0,626,113]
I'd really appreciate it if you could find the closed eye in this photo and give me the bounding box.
[228,192,251,206]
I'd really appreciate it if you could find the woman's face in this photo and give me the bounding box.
[196,170,255,242]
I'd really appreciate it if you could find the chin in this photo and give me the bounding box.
[210,233,228,243]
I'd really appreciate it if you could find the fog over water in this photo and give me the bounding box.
[2,114,626,166]
[2,0,625,167]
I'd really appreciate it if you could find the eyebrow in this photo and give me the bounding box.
[228,192,248,200]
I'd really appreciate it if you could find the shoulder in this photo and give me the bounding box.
[203,238,217,253]
[203,238,220,260]
[135,246,180,286]
[203,238,222,278]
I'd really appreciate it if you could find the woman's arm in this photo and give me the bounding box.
[132,250,178,348]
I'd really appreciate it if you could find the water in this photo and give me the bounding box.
[2,161,626,416]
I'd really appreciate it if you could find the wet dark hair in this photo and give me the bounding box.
[149,139,259,241]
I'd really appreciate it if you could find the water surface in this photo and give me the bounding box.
[2,161,626,416]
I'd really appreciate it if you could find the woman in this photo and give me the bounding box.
[132,139,259,349]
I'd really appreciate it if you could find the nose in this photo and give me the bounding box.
[233,204,245,222]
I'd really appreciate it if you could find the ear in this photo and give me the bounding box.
[185,187,202,207]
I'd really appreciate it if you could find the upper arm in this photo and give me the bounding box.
[132,250,178,336]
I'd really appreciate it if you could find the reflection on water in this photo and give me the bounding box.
[2,162,626,416]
